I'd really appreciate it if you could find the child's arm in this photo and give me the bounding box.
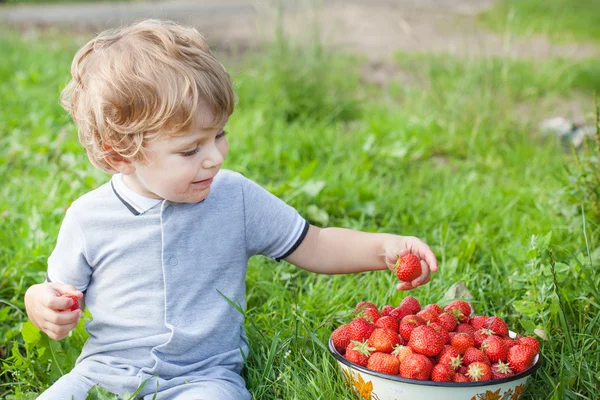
[285,225,438,290]
[24,283,83,340]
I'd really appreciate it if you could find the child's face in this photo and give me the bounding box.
[123,110,229,203]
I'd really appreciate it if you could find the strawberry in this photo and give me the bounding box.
[360,307,381,324]
[331,324,350,354]
[481,335,508,363]
[473,328,495,348]
[399,353,433,380]
[438,312,458,332]
[399,296,421,315]
[466,361,492,382]
[392,344,414,364]
[453,373,469,383]
[455,323,476,336]
[451,332,475,355]
[367,352,400,375]
[348,318,375,342]
[469,315,488,330]
[354,301,378,313]
[380,305,395,317]
[491,360,514,380]
[437,346,463,370]
[431,363,455,382]
[375,316,399,333]
[369,328,401,353]
[444,300,472,322]
[429,322,450,344]
[388,306,412,322]
[463,347,490,366]
[58,294,80,312]
[408,325,445,357]
[504,338,518,349]
[345,340,375,367]
[399,315,425,342]
[484,316,509,337]
[507,345,536,373]
[518,336,540,354]
[417,307,440,324]
[394,254,422,282]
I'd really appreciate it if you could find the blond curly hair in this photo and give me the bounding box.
[60,19,235,173]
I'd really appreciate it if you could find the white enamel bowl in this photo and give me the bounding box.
[328,332,541,400]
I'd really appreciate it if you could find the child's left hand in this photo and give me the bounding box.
[383,236,438,291]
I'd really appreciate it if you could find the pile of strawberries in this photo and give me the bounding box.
[331,297,539,382]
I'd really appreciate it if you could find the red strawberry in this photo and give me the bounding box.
[437,346,463,370]
[375,315,399,332]
[429,322,450,344]
[481,335,508,363]
[473,328,495,348]
[451,332,475,355]
[507,345,536,373]
[453,373,469,382]
[345,340,375,367]
[380,305,395,317]
[417,307,440,324]
[398,315,425,342]
[354,301,378,312]
[469,315,488,330]
[392,345,414,364]
[466,361,492,382]
[348,318,375,342]
[438,313,458,332]
[360,307,381,324]
[388,306,412,322]
[484,316,509,337]
[431,363,455,382]
[369,328,401,353]
[367,352,400,375]
[504,338,518,349]
[463,347,490,366]
[331,324,350,354]
[399,353,433,380]
[444,300,472,322]
[58,294,80,311]
[425,303,443,314]
[491,360,514,380]
[457,365,469,375]
[518,336,540,354]
[456,323,476,336]
[394,254,422,282]
[399,296,421,315]
[408,325,445,357]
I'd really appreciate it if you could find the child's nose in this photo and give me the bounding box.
[201,143,224,169]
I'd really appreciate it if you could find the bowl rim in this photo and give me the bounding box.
[328,335,541,387]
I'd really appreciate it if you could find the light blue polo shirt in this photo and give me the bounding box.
[45,169,308,398]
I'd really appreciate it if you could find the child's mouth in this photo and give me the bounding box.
[191,178,213,188]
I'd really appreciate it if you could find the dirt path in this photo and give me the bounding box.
[2,0,599,61]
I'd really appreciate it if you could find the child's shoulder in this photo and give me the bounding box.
[67,178,117,215]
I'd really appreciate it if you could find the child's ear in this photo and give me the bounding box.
[103,146,136,175]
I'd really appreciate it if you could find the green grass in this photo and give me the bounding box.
[1,18,599,400]
[481,0,600,43]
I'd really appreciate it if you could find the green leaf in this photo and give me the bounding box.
[301,180,326,198]
[85,385,120,400]
[513,300,538,316]
[21,321,41,346]
[307,204,329,226]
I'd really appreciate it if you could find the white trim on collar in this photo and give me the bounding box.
[112,174,161,214]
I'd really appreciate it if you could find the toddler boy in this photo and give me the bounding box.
[24,19,437,399]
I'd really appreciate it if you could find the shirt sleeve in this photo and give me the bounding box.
[46,207,93,292]
[241,175,309,260]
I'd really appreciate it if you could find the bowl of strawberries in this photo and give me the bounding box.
[328,296,541,400]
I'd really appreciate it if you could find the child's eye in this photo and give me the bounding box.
[216,130,227,139]
[180,148,199,157]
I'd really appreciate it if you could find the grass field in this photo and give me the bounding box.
[1,1,600,399]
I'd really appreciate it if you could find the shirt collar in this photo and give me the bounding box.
[111,174,161,215]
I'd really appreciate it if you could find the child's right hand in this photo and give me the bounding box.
[24,283,83,340]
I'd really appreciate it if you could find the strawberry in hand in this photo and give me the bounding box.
[383,236,438,291]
